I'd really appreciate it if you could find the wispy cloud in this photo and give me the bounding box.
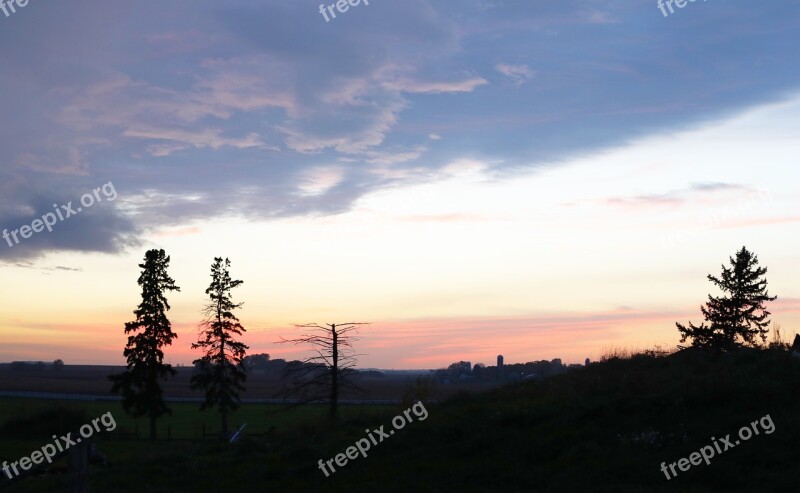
[495,63,535,86]
[597,183,760,210]
[296,167,346,197]
[382,77,488,94]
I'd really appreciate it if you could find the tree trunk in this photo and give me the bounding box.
[148,354,158,441]
[150,414,157,441]
[330,324,338,420]
[219,325,228,437]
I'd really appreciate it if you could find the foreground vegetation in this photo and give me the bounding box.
[2,347,799,492]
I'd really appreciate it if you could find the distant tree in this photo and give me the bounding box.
[53,359,64,371]
[433,368,449,382]
[9,361,47,371]
[243,353,270,370]
[768,323,790,351]
[277,322,366,420]
[190,257,249,437]
[265,358,288,374]
[109,249,181,440]
[358,370,385,378]
[447,361,472,375]
[677,246,776,351]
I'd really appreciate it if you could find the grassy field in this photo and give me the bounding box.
[0,398,384,442]
[0,399,388,492]
[2,348,799,492]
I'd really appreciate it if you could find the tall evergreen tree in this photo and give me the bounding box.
[109,249,181,440]
[191,257,248,437]
[677,246,777,350]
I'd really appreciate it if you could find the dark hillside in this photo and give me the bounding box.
[25,348,795,492]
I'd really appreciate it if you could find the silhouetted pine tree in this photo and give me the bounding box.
[677,246,777,351]
[190,257,248,437]
[109,249,181,440]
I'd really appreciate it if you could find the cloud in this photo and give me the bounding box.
[382,77,488,94]
[495,63,535,86]
[296,167,346,197]
[357,147,428,165]
[0,0,798,261]
[123,127,275,156]
[0,261,82,272]
[0,193,140,262]
[689,182,746,193]
[49,265,83,272]
[396,213,492,223]
[598,183,766,210]
[582,9,618,25]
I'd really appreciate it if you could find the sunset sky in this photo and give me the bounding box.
[1,1,799,369]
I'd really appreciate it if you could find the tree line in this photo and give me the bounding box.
[108,249,363,440]
[107,245,787,440]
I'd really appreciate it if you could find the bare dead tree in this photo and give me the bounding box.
[276,322,367,420]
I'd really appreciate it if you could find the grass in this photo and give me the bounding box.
[0,398,383,442]
[2,348,799,492]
